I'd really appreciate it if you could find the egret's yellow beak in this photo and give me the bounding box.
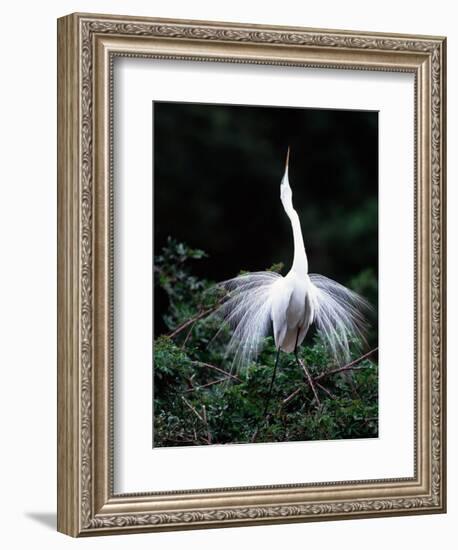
[281,146,291,188]
[285,146,290,171]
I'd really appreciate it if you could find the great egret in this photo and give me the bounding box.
[210,148,372,414]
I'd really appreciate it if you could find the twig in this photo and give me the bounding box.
[282,381,335,407]
[181,397,213,445]
[202,405,212,444]
[314,347,378,382]
[282,387,302,405]
[186,377,195,391]
[183,378,227,393]
[298,357,321,406]
[181,396,204,422]
[251,427,260,443]
[192,361,241,382]
[168,293,228,340]
[316,382,336,400]
[181,323,195,348]
[168,306,217,339]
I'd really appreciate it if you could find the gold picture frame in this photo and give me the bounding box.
[57,12,446,536]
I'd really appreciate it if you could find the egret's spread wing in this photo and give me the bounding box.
[210,271,281,372]
[309,274,372,365]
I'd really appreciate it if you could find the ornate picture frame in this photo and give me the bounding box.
[57,12,446,536]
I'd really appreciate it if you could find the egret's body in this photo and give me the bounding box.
[211,149,371,379]
[271,273,313,353]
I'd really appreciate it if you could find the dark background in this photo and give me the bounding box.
[154,102,378,337]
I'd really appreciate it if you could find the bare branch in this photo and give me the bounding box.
[298,357,321,406]
[192,361,241,382]
[201,404,212,444]
[181,396,204,422]
[183,378,227,393]
[316,382,336,399]
[181,323,195,348]
[168,305,217,339]
[282,387,301,405]
[314,347,378,382]
[168,292,228,341]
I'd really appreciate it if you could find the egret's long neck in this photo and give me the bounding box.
[280,151,308,275]
[285,206,308,275]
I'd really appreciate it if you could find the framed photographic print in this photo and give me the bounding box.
[57,13,446,536]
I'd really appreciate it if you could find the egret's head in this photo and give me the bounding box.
[280,147,294,212]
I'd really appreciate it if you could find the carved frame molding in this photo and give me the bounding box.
[57,13,446,536]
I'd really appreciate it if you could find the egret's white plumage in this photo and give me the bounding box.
[211,148,371,372]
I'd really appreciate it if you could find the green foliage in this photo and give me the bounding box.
[154,237,215,332]
[154,239,378,447]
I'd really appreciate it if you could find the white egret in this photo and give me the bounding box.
[210,148,372,414]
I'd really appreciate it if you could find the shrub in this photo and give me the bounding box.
[153,238,378,447]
